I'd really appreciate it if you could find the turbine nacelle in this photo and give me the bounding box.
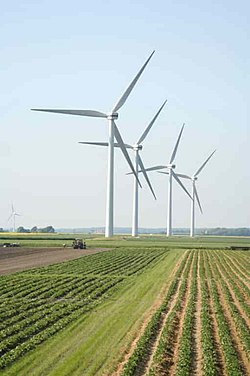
[168,164,176,169]
[133,144,143,151]
[107,113,118,120]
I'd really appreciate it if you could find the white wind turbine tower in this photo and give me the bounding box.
[164,150,216,237]
[134,124,192,236]
[31,52,155,237]
[79,100,167,237]
[8,203,21,232]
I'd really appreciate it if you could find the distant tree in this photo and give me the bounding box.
[40,226,55,233]
[17,226,30,233]
[0,228,4,232]
[31,226,38,233]
[205,227,250,236]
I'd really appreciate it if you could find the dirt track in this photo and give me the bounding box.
[0,247,111,275]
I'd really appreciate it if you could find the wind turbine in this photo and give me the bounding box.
[31,51,155,237]
[79,100,167,237]
[8,203,21,232]
[132,124,192,236]
[160,150,216,237]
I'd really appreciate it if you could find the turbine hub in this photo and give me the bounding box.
[107,112,118,120]
[169,164,176,169]
[133,144,142,151]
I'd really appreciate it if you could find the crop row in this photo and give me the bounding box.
[209,253,250,362]
[24,248,166,277]
[0,275,97,324]
[223,252,250,278]
[0,276,123,368]
[175,252,198,376]
[122,250,193,376]
[0,276,113,335]
[222,252,250,283]
[123,249,249,376]
[213,253,250,317]
[148,253,194,376]
[0,247,167,369]
[199,253,218,376]
[217,253,250,298]
[204,252,245,376]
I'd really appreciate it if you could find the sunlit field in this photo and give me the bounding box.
[0,235,249,375]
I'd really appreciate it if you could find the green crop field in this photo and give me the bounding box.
[1,232,250,248]
[0,236,249,375]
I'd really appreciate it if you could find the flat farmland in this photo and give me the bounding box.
[0,247,111,275]
[0,239,249,376]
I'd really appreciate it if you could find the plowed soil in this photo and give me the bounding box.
[0,247,110,275]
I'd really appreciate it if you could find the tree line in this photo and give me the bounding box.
[16,226,55,233]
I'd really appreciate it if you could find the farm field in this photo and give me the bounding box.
[0,238,249,375]
[1,232,250,248]
[0,247,111,275]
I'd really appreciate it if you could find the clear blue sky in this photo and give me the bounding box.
[1,0,249,229]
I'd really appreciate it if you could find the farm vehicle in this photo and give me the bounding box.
[2,242,20,248]
[72,239,86,249]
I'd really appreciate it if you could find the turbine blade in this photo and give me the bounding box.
[137,99,167,144]
[31,109,107,118]
[176,173,192,179]
[112,51,155,113]
[157,171,190,179]
[126,165,167,175]
[194,150,216,177]
[113,122,142,187]
[157,171,169,175]
[194,185,203,214]
[78,141,133,149]
[7,213,13,222]
[138,155,156,200]
[172,170,192,200]
[169,123,185,164]
[79,142,109,146]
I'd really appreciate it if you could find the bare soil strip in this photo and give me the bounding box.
[191,251,203,376]
[113,251,189,376]
[0,247,111,275]
[209,257,250,375]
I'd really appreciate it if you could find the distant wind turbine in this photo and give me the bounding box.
[160,150,216,237]
[8,203,21,232]
[79,100,167,237]
[31,51,155,237]
[132,124,192,236]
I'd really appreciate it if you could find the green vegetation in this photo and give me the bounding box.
[122,248,249,376]
[0,232,249,248]
[0,237,249,375]
[0,247,182,375]
[16,226,55,233]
